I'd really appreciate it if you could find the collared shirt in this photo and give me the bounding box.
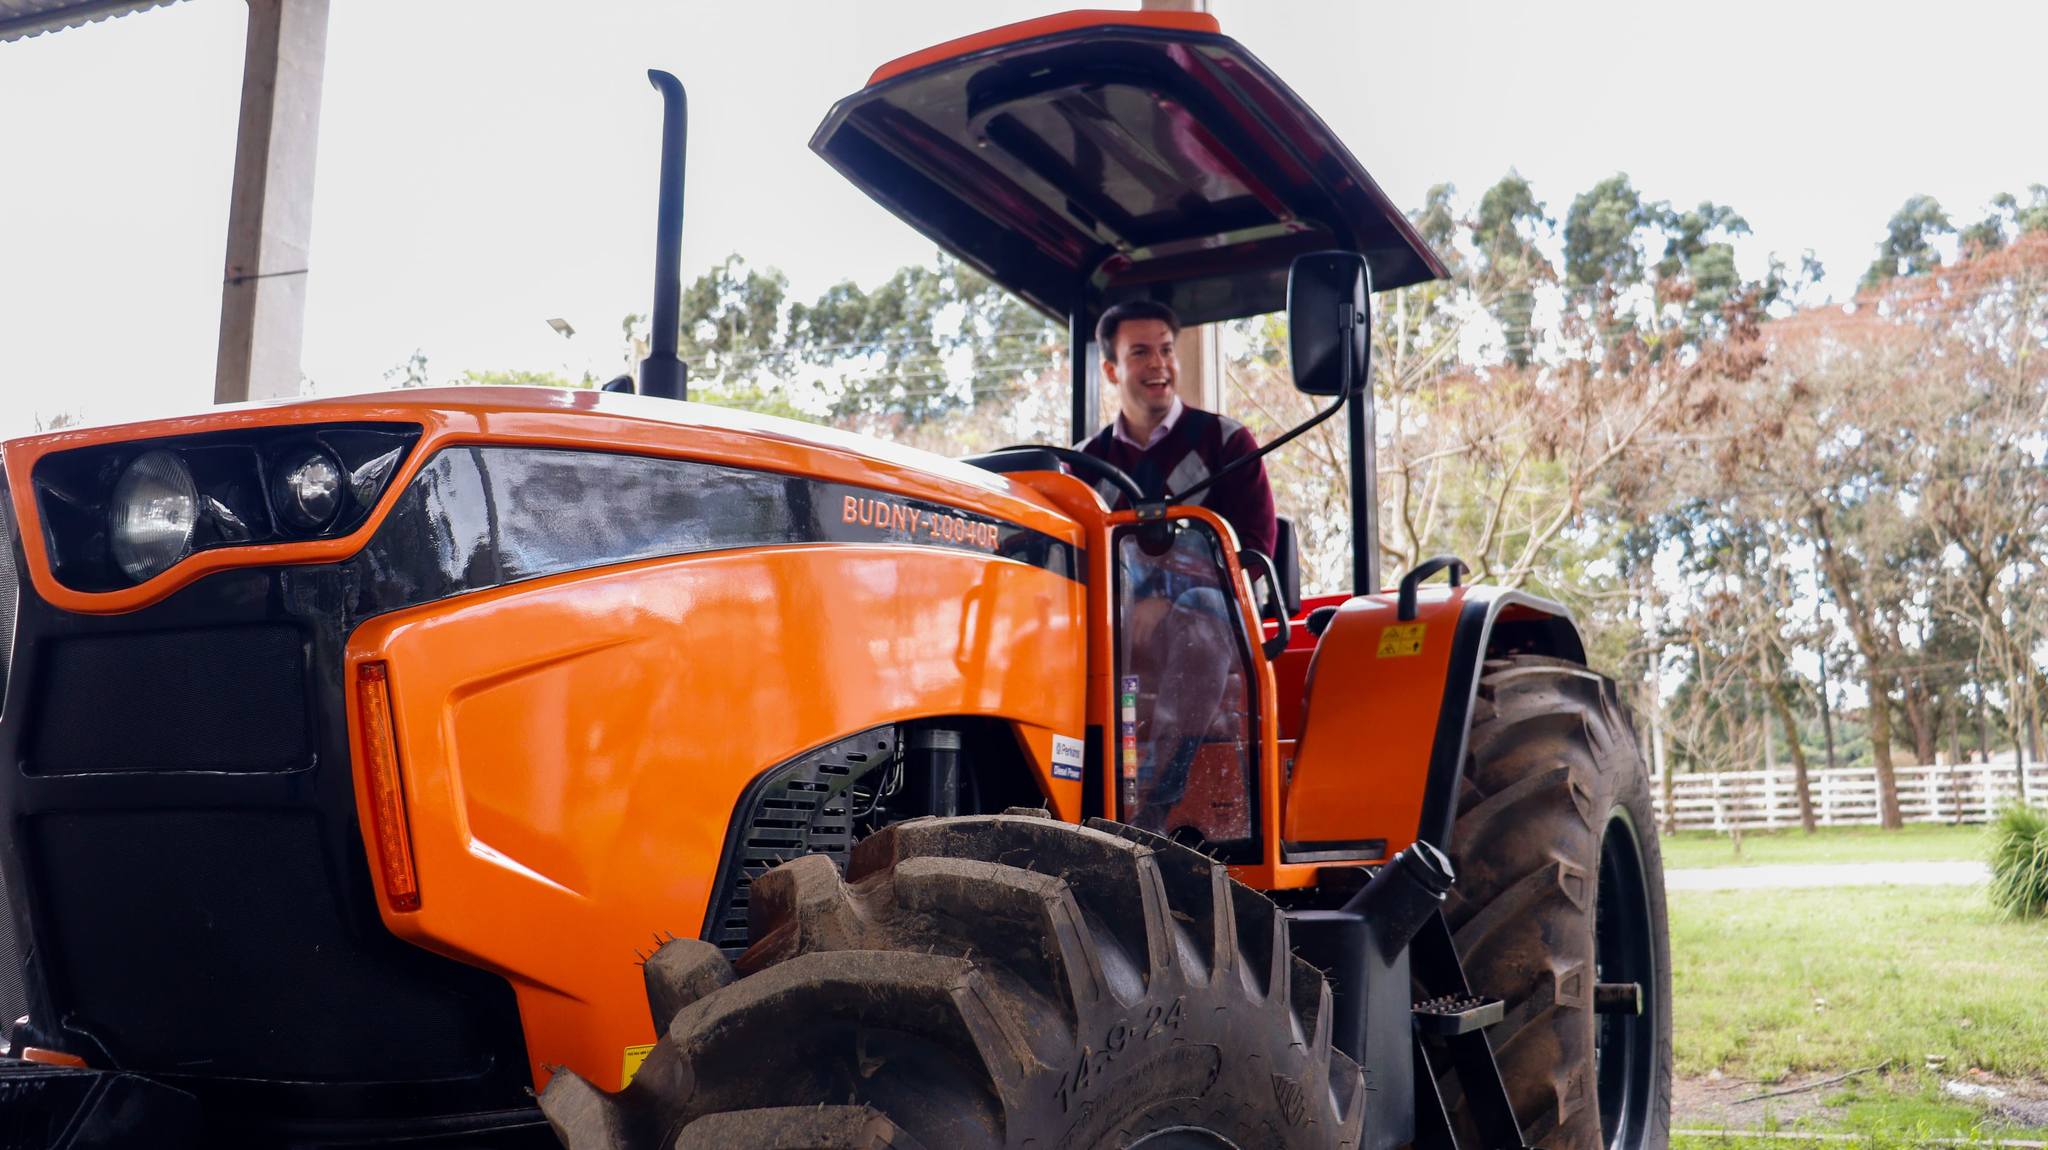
[1112,395,1184,450]
[1078,399,1278,558]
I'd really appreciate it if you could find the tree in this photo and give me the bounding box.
[1959,186,2048,256]
[677,254,792,387]
[1411,182,1463,270]
[1472,172,1552,366]
[785,254,1058,427]
[456,368,580,389]
[1654,201,1752,337]
[1860,194,1953,292]
[1564,173,1660,301]
[1917,232,2048,796]
[385,349,432,388]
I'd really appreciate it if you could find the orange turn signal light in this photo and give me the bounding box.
[19,1046,88,1068]
[356,661,421,912]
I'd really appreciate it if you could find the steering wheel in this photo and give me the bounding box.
[974,445,1148,508]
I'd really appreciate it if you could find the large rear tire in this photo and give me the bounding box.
[541,813,1365,1149]
[1444,656,1673,1150]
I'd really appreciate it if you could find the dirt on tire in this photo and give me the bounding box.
[1444,655,1675,1150]
[540,812,1366,1149]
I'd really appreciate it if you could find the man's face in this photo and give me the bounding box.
[1105,318,1179,424]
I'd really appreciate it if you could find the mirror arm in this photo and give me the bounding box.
[1171,389,1347,504]
[1177,298,1360,506]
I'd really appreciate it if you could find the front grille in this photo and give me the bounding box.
[27,625,309,774]
[31,810,500,1081]
[705,727,897,957]
[0,550,534,1123]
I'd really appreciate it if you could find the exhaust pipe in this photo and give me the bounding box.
[640,69,689,401]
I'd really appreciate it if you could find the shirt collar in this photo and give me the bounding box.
[1113,394,1184,449]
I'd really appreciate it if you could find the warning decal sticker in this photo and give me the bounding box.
[1376,623,1427,658]
[622,1042,655,1086]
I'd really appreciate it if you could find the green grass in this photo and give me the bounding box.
[1662,824,1989,869]
[1824,1077,2034,1140]
[1671,885,2048,1082]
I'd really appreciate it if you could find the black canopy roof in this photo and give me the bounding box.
[811,10,1447,328]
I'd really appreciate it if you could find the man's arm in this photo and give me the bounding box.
[1209,425,1278,557]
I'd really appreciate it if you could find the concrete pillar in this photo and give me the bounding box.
[214,0,329,404]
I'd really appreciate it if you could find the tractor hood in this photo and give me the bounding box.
[811,10,1447,327]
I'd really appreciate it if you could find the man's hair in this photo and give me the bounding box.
[1096,300,1181,359]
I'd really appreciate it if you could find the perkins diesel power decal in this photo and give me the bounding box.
[1050,734,1085,781]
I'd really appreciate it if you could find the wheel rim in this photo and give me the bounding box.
[1128,1128,1241,1150]
[1595,807,1657,1150]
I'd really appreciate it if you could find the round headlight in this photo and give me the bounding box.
[110,449,198,582]
[271,449,346,533]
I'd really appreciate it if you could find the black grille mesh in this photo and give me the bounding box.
[0,859,21,1042]
[32,811,495,1081]
[28,625,308,774]
[707,728,897,957]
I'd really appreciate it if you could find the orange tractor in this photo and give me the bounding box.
[0,11,1668,1150]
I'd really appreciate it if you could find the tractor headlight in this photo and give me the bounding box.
[33,423,422,592]
[271,448,346,533]
[109,449,199,582]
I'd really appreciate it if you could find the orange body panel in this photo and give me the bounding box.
[1282,588,1469,860]
[866,9,1220,85]
[2,387,1077,615]
[345,542,1085,1090]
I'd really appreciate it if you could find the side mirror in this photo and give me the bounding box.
[1287,251,1371,396]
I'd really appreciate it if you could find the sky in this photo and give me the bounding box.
[2,0,2043,439]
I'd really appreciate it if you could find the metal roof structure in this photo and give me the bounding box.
[0,0,181,42]
[812,10,1446,330]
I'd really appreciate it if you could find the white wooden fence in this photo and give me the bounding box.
[1652,756,2048,831]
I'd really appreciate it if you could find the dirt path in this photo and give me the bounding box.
[1677,1071,2048,1133]
[1676,1071,1847,1129]
[1663,860,1989,891]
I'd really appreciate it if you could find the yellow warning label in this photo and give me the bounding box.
[622,1043,655,1086]
[1377,623,1427,658]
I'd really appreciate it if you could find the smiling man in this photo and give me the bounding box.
[1076,301,1278,557]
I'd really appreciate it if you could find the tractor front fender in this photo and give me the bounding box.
[1282,585,1584,860]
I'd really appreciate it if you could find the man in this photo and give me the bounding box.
[1076,300,1278,557]
[1077,300,1272,842]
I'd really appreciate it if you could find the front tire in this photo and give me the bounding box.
[541,813,1365,1149]
[1445,657,1673,1150]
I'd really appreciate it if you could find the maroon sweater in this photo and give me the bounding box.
[1077,406,1278,557]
